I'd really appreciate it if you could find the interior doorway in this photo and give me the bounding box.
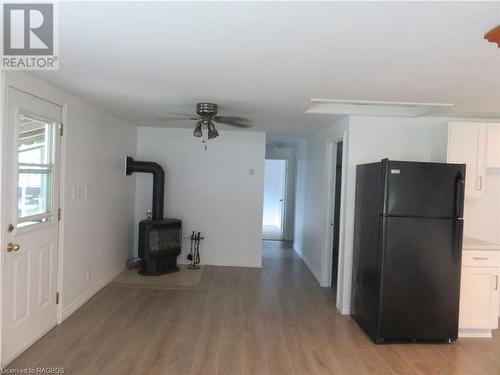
[330,141,343,291]
[262,159,287,240]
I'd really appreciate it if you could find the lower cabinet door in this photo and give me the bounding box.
[459,267,499,329]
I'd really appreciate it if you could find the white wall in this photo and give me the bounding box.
[294,115,450,314]
[0,72,137,324]
[134,127,265,267]
[265,145,296,241]
[293,116,349,285]
[60,95,136,319]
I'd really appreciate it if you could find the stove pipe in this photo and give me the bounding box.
[126,156,164,220]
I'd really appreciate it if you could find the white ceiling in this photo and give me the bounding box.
[34,1,500,141]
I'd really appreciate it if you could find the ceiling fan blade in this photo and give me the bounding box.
[214,116,249,123]
[213,116,252,127]
[223,122,252,128]
[156,115,199,121]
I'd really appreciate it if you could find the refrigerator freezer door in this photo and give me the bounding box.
[383,160,465,218]
[378,216,462,342]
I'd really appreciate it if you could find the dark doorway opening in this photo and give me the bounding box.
[331,141,343,289]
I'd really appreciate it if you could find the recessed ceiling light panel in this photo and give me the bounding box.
[305,99,454,117]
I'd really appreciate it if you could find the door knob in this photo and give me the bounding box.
[6,243,20,252]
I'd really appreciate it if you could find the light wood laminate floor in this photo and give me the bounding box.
[8,241,500,374]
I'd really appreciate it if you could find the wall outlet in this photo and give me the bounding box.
[86,269,91,281]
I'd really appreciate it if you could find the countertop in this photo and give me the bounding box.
[463,236,500,251]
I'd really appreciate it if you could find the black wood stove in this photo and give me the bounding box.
[126,156,181,275]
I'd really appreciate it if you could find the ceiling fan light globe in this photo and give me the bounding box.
[207,121,219,139]
[193,123,203,137]
[208,128,219,139]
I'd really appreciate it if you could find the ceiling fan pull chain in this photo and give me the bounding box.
[202,128,208,150]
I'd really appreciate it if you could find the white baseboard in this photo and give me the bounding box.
[459,328,492,338]
[178,259,262,268]
[293,244,303,257]
[338,305,351,315]
[60,264,125,322]
[294,249,322,285]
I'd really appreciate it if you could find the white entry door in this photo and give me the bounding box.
[262,159,287,240]
[2,87,62,365]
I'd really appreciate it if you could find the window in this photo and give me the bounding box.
[16,114,55,228]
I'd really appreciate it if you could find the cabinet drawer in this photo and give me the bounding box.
[462,251,500,267]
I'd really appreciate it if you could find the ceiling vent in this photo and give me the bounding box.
[304,99,454,117]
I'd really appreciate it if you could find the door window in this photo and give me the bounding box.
[16,113,56,228]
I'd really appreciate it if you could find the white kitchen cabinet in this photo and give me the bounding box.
[486,124,500,168]
[447,122,487,198]
[459,247,500,338]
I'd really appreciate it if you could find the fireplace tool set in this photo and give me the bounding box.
[187,231,203,269]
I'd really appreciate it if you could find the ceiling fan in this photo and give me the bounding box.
[159,103,251,140]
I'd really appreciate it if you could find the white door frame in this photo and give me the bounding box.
[0,72,68,367]
[323,136,346,311]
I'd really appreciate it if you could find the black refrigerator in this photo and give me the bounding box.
[351,159,466,344]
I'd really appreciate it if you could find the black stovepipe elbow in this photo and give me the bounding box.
[126,156,164,220]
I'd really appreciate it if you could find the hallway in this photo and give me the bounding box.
[8,241,500,374]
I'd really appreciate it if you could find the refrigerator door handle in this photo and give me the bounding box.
[453,218,464,264]
[451,172,465,264]
[454,174,465,219]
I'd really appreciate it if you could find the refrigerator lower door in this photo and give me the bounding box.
[377,216,462,342]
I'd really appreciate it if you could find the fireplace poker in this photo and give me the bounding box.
[187,231,204,270]
[195,232,201,265]
[187,231,195,261]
